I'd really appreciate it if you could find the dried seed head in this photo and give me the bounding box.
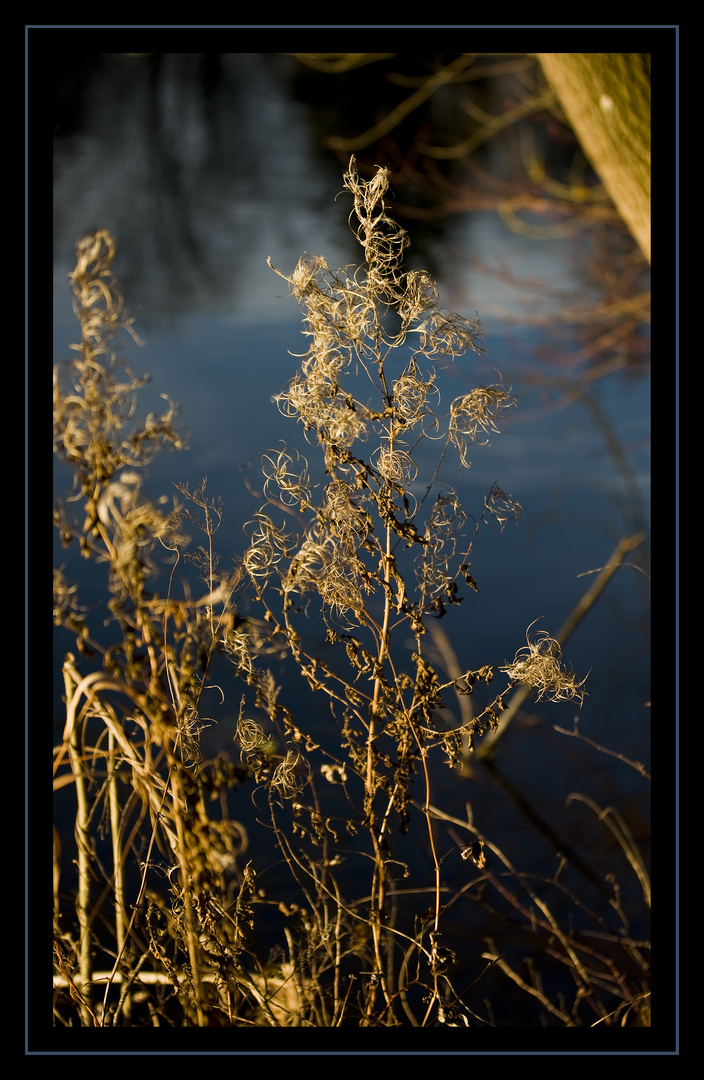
[501,622,587,705]
[261,445,311,510]
[484,482,523,531]
[392,360,439,426]
[372,443,418,485]
[449,385,517,467]
[271,749,309,799]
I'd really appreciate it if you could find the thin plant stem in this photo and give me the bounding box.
[63,659,94,1026]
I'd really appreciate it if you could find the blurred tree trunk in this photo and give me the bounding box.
[534,53,651,263]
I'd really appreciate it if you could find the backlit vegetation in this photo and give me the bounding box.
[52,160,649,1029]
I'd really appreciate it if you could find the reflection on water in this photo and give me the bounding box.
[52,52,651,1026]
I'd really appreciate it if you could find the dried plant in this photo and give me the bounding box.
[501,620,588,705]
[53,231,255,1028]
[232,158,588,1025]
[52,164,648,1035]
